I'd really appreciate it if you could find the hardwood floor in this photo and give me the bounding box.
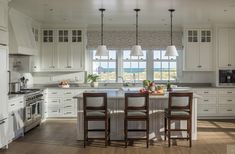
[0,119,235,154]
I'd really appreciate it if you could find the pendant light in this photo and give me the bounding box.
[131,9,143,56]
[95,8,108,56]
[165,9,178,57]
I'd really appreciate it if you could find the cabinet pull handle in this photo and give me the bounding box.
[64,106,72,108]
[204,92,209,94]
[204,100,209,102]
[227,92,232,94]
[0,121,5,125]
[65,112,72,114]
[11,104,15,106]
[52,92,57,94]
[203,109,209,111]
[227,100,233,102]
[66,99,72,101]
[65,93,72,94]
[227,109,232,111]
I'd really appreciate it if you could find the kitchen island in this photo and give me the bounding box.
[74,90,199,141]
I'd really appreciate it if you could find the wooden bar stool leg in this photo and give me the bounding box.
[84,120,87,148]
[124,119,127,148]
[168,119,171,147]
[189,119,192,147]
[146,120,149,148]
[108,118,111,145]
[164,117,167,141]
[105,119,108,147]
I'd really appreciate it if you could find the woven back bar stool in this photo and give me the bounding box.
[164,92,193,147]
[83,93,110,148]
[124,93,149,148]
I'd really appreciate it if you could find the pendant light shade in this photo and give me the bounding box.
[131,9,143,56]
[165,9,178,57]
[95,8,108,56]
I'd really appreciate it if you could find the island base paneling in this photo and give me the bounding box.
[76,97,198,141]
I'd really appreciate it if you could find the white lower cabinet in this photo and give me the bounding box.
[46,89,80,117]
[194,88,235,118]
[8,96,24,143]
[0,118,8,149]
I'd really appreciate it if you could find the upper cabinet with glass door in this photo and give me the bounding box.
[40,28,85,72]
[184,28,213,71]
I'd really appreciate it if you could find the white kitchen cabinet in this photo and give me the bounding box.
[218,28,235,68]
[0,0,8,45]
[0,46,8,122]
[0,0,8,31]
[0,118,8,149]
[31,25,41,72]
[8,96,24,142]
[41,29,57,70]
[194,88,235,118]
[46,89,78,117]
[184,29,213,71]
[40,29,84,72]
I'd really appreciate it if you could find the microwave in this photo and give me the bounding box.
[219,70,235,86]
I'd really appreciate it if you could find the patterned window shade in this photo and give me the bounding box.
[87,31,183,50]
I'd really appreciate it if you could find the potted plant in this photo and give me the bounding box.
[87,74,100,87]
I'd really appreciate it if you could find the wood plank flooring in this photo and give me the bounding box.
[0,119,235,154]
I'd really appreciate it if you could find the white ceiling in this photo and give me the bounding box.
[9,0,235,30]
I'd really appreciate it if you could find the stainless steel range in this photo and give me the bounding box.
[12,89,44,133]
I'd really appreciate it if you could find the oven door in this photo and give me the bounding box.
[25,106,32,123]
[31,100,42,120]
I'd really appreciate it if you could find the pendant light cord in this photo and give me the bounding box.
[170,11,172,45]
[134,9,140,45]
[169,9,175,45]
[99,8,105,45]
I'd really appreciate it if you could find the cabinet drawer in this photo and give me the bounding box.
[198,106,217,115]
[196,89,217,95]
[218,97,235,105]
[198,97,217,105]
[218,89,235,95]
[47,90,63,97]
[47,107,61,117]
[9,99,24,112]
[63,98,74,103]
[218,107,235,115]
[63,90,75,97]
[48,98,61,105]
[63,103,75,110]
[63,110,75,116]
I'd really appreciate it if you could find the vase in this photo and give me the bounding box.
[91,82,99,88]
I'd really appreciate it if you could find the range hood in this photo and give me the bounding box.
[9,8,38,55]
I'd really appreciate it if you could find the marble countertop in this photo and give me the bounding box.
[73,90,201,99]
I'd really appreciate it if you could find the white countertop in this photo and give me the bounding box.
[73,90,201,99]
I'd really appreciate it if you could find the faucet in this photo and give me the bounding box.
[117,76,126,86]
[132,73,136,86]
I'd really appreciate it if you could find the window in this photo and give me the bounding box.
[153,50,177,81]
[122,50,147,81]
[92,50,117,82]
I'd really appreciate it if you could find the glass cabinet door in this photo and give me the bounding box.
[187,30,198,43]
[201,30,211,43]
[43,30,53,43]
